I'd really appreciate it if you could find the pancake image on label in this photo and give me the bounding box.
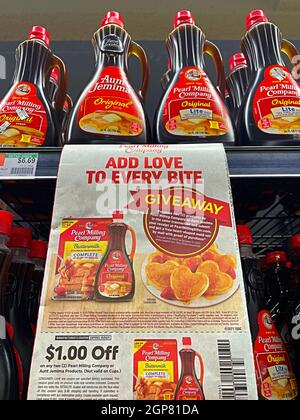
[258,112,300,134]
[166,113,227,137]
[0,125,45,147]
[79,110,143,136]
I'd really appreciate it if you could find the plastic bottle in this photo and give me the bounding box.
[6,227,35,400]
[95,211,136,301]
[174,337,205,400]
[237,225,298,400]
[67,11,149,144]
[0,26,67,147]
[0,211,19,400]
[226,53,249,124]
[288,235,300,387]
[154,10,235,144]
[238,10,300,145]
[28,240,47,332]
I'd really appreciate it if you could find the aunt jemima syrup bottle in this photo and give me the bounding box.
[237,225,298,400]
[95,211,136,301]
[0,26,67,148]
[226,53,249,124]
[0,211,19,400]
[66,11,149,144]
[154,10,235,144]
[238,10,300,145]
[174,337,205,400]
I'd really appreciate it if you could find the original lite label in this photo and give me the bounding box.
[0,82,48,146]
[78,66,145,137]
[253,65,300,135]
[253,310,298,400]
[163,66,230,137]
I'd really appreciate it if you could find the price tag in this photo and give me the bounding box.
[0,153,38,177]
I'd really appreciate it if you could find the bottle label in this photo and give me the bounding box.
[175,375,204,400]
[163,66,230,137]
[97,249,133,298]
[254,310,298,400]
[0,82,48,147]
[253,65,300,135]
[78,66,145,137]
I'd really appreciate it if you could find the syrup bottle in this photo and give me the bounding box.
[237,225,298,400]
[238,10,300,145]
[288,235,300,387]
[174,337,205,400]
[5,227,35,400]
[95,211,136,302]
[0,26,67,148]
[226,53,249,124]
[48,67,73,144]
[67,11,149,144]
[0,211,19,400]
[28,240,47,333]
[154,10,235,144]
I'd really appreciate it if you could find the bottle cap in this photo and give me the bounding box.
[229,53,247,71]
[101,11,124,28]
[8,227,32,249]
[174,10,195,28]
[0,210,13,237]
[112,210,124,220]
[265,251,287,265]
[246,10,268,31]
[50,67,59,83]
[28,26,50,47]
[182,337,192,346]
[236,225,253,245]
[290,234,300,249]
[29,240,47,260]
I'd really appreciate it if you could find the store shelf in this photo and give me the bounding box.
[0,146,300,179]
[227,146,300,178]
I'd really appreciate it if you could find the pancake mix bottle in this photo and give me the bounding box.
[0,211,19,400]
[0,26,67,147]
[238,10,300,145]
[174,337,205,400]
[95,211,136,302]
[154,10,235,144]
[67,11,149,144]
[237,225,298,400]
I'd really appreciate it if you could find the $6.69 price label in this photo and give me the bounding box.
[45,344,119,362]
[0,153,38,177]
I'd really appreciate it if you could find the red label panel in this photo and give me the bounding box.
[78,66,145,137]
[254,310,298,400]
[0,82,48,147]
[163,66,230,137]
[97,249,133,298]
[253,65,300,135]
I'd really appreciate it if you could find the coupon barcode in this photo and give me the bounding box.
[10,167,35,176]
[217,339,248,400]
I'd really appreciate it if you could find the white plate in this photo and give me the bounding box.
[141,256,240,308]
